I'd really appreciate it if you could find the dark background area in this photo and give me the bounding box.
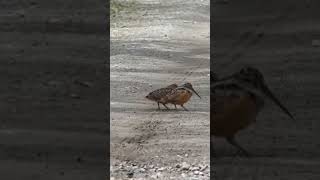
[212,0,320,179]
[0,0,108,179]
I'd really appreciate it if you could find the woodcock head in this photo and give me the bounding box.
[216,67,294,119]
[181,83,201,99]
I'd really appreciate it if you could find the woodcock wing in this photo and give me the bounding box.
[146,84,178,110]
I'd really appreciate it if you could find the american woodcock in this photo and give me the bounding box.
[167,82,201,111]
[146,83,178,110]
[211,67,294,156]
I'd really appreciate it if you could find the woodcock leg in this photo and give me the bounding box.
[181,104,188,111]
[226,136,250,157]
[162,103,170,110]
[157,102,170,110]
[146,83,178,110]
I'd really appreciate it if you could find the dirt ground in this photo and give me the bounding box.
[0,0,107,179]
[212,0,320,179]
[111,0,320,179]
[110,0,210,179]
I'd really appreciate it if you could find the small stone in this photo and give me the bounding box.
[175,164,181,168]
[181,162,190,170]
[158,167,165,171]
[199,172,204,176]
[194,171,200,175]
[181,173,187,177]
[127,171,134,178]
[185,154,188,157]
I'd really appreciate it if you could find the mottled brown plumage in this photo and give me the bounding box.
[146,84,178,109]
[212,67,294,156]
[167,82,201,111]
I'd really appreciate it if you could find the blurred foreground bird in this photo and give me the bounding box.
[167,82,201,111]
[146,83,178,110]
[211,67,294,156]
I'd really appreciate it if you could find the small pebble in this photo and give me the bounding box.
[181,162,190,170]
[127,171,134,178]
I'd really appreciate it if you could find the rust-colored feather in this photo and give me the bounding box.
[166,82,201,111]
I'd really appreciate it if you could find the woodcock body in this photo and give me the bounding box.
[145,84,178,110]
[167,83,201,111]
[211,67,294,156]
